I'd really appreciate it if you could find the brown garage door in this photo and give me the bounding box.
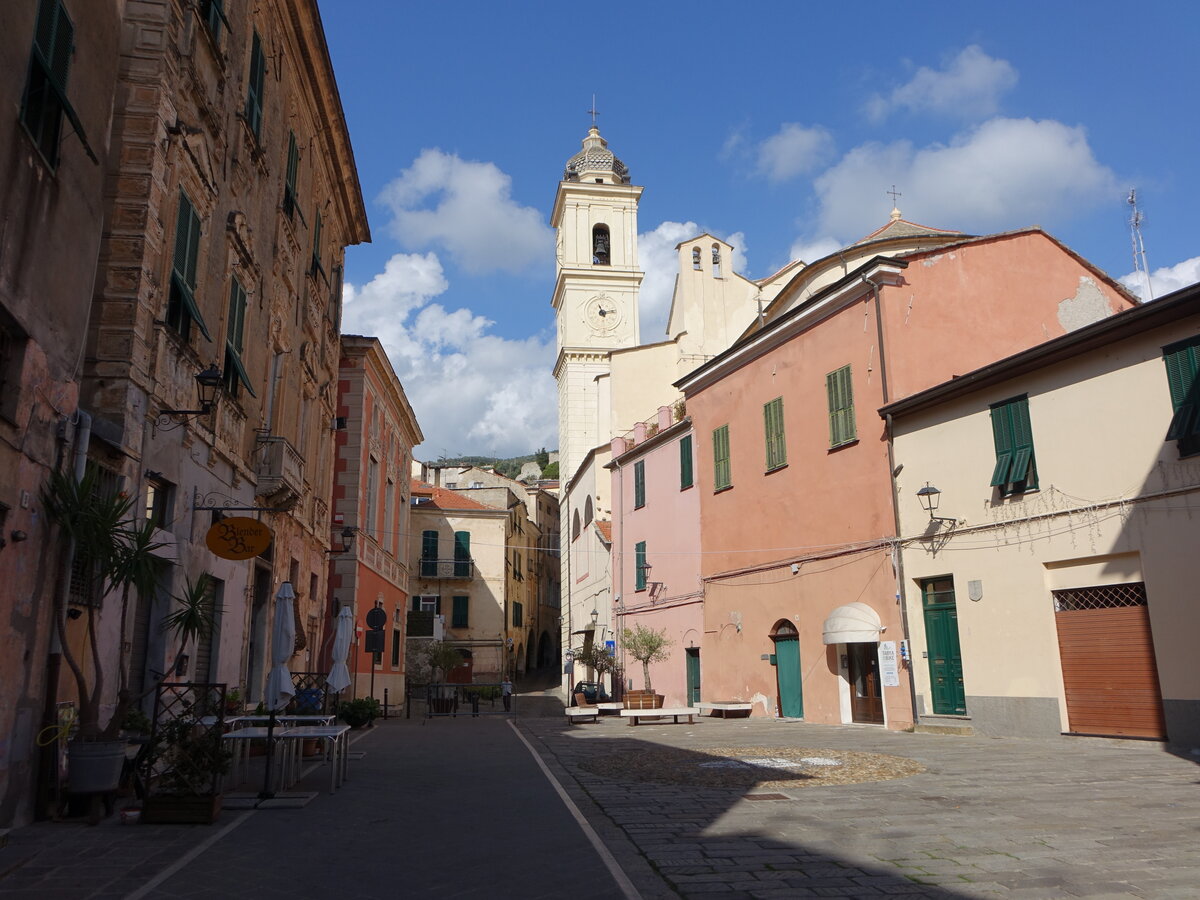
[1052,582,1165,739]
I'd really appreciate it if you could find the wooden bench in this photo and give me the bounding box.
[696,701,753,718]
[565,708,599,725]
[620,707,699,726]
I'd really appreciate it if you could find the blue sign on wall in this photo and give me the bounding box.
[605,640,615,654]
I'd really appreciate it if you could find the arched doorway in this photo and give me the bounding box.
[770,620,803,718]
[537,631,553,668]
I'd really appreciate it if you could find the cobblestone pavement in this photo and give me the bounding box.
[518,713,1200,898]
[2,693,1198,899]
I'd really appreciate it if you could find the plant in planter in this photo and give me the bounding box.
[422,641,466,713]
[223,687,243,717]
[572,641,616,702]
[338,697,380,729]
[622,624,673,700]
[139,692,232,825]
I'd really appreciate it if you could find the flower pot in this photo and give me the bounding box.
[142,794,222,825]
[67,740,127,794]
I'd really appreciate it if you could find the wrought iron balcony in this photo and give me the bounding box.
[417,558,474,579]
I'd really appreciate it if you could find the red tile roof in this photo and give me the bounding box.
[595,520,612,543]
[410,478,494,511]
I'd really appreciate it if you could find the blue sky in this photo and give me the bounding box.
[320,1,1199,460]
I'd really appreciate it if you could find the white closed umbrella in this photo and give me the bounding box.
[326,606,353,694]
[265,581,297,711]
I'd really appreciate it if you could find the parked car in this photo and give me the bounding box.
[572,681,609,704]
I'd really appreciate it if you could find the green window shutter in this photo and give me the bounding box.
[222,277,256,399]
[284,131,299,217]
[451,595,469,628]
[713,425,731,490]
[633,460,645,508]
[411,596,421,612]
[513,601,523,627]
[421,530,438,576]
[634,541,647,591]
[827,366,856,447]
[990,396,1037,493]
[246,31,265,139]
[453,530,470,576]
[1163,341,1200,443]
[764,397,786,469]
[679,435,693,489]
[311,210,324,274]
[168,192,213,341]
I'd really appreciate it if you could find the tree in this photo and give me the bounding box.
[535,447,549,468]
[622,625,673,693]
[541,461,559,479]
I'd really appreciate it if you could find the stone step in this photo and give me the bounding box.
[914,719,975,736]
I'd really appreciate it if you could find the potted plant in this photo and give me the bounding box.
[42,466,166,795]
[338,697,380,729]
[622,625,672,709]
[423,642,465,714]
[223,687,243,717]
[139,698,231,824]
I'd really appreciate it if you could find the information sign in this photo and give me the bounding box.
[205,517,272,560]
[878,640,900,688]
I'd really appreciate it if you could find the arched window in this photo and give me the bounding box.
[711,244,722,278]
[592,225,611,266]
[692,247,702,270]
[572,509,581,541]
[583,496,593,525]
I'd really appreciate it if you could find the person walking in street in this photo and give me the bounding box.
[501,676,513,712]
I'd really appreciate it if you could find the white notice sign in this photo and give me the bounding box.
[878,641,900,688]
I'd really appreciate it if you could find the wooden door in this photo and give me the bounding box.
[774,637,803,718]
[848,642,884,724]
[922,577,966,715]
[1053,583,1165,739]
[685,648,701,705]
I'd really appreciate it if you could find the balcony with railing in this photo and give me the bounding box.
[417,558,475,579]
[255,435,304,505]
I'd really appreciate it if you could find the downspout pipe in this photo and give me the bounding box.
[864,274,921,726]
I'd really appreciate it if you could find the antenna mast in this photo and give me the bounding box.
[1128,189,1153,301]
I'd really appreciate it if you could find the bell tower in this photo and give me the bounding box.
[552,126,643,483]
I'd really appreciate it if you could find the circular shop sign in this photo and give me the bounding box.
[205,517,273,560]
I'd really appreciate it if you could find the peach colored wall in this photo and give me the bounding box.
[611,422,702,706]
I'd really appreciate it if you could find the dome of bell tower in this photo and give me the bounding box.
[563,126,630,185]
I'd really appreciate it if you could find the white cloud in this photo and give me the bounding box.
[342,252,557,458]
[755,123,835,182]
[637,222,750,341]
[378,149,552,275]
[787,236,842,266]
[1119,256,1200,301]
[813,118,1118,241]
[867,45,1017,122]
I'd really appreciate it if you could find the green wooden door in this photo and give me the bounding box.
[685,648,701,705]
[922,578,966,715]
[774,637,803,718]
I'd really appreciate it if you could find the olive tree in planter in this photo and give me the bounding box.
[622,625,673,707]
[423,641,466,714]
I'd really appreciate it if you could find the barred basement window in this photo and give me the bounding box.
[1052,582,1147,612]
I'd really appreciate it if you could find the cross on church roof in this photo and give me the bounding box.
[887,185,902,206]
[588,94,598,126]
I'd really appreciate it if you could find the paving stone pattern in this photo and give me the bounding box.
[1,694,1198,899]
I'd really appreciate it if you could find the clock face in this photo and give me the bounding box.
[584,294,621,333]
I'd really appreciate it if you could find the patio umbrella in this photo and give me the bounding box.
[326,606,353,694]
[260,581,295,799]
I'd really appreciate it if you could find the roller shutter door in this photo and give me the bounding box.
[1053,582,1165,739]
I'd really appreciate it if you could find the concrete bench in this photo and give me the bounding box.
[595,702,624,715]
[565,708,599,725]
[620,707,699,726]
[696,702,753,718]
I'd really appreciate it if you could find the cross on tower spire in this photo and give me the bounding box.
[887,185,902,206]
[587,94,598,127]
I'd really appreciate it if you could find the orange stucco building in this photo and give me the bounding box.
[678,225,1137,728]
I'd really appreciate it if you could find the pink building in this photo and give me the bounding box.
[610,405,701,707]
[678,227,1137,728]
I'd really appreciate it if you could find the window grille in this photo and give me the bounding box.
[1052,582,1147,612]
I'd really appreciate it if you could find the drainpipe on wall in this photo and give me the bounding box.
[864,274,921,726]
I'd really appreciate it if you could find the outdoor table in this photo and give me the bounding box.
[228,714,336,729]
[221,726,290,791]
[280,724,352,794]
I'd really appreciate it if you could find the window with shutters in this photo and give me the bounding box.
[144,476,174,531]
[826,365,857,448]
[989,395,1038,496]
[679,434,694,489]
[167,192,212,343]
[421,530,438,577]
[245,31,265,140]
[712,424,731,491]
[391,628,401,667]
[1162,335,1200,457]
[283,131,300,220]
[763,397,787,471]
[311,209,325,279]
[20,0,95,169]
[633,460,646,509]
[199,0,227,44]
[635,541,648,591]
[451,595,469,628]
[222,276,254,399]
[513,601,523,627]
[365,458,379,536]
[453,530,471,577]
